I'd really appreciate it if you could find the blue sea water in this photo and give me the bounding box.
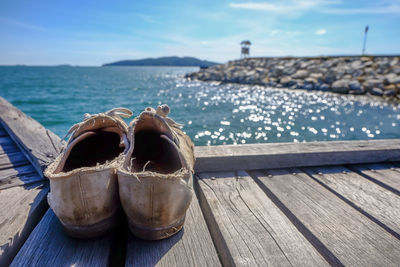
[0,66,399,146]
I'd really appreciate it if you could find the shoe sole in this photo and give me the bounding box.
[128,216,186,240]
[61,211,119,239]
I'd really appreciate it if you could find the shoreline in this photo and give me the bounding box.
[186,56,400,99]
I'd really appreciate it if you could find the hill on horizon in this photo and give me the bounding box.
[102,56,218,67]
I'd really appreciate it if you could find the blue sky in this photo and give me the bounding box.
[1,0,399,65]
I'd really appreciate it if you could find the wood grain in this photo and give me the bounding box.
[0,182,49,266]
[10,209,114,267]
[349,163,400,194]
[0,152,30,170]
[0,164,43,190]
[196,171,328,266]
[303,166,400,238]
[251,168,400,266]
[194,139,400,172]
[0,97,63,176]
[0,100,64,266]
[125,191,221,267]
[0,142,19,155]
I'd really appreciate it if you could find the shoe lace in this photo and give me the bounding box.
[63,107,133,141]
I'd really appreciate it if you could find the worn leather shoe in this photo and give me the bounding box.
[45,108,133,238]
[117,104,195,240]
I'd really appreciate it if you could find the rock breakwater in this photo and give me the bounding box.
[186,56,400,98]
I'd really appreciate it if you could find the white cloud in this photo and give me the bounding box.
[229,1,400,15]
[320,5,400,14]
[229,0,340,14]
[315,29,326,35]
[0,17,47,32]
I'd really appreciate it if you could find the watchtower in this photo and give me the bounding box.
[240,40,251,59]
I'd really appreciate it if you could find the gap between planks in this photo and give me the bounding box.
[248,168,400,266]
[301,165,400,239]
[125,182,221,267]
[10,209,115,267]
[347,163,400,196]
[195,171,329,266]
[0,181,49,266]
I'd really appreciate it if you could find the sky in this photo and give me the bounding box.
[0,0,399,65]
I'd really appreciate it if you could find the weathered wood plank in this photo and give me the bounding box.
[303,166,400,238]
[0,142,19,155]
[10,209,114,267]
[0,127,7,137]
[194,139,400,172]
[0,136,14,146]
[0,152,30,170]
[349,163,400,195]
[0,182,49,266]
[250,168,400,266]
[125,191,221,267]
[0,164,43,190]
[196,171,328,266]
[0,97,63,176]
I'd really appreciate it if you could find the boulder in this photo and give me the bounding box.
[331,79,350,93]
[318,83,330,91]
[305,77,318,84]
[384,84,396,91]
[304,83,314,90]
[370,88,383,96]
[360,56,372,62]
[352,69,363,77]
[363,79,383,89]
[292,70,309,79]
[393,66,400,75]
[384,74,400,84]
[331,80,350,93]
[383,90,397,97]
[310,73,323,80]
[324,70,337,84]
[349,80,362,92]
[282,67,297,76]
[351,60,362,69]
[280,76,293,85]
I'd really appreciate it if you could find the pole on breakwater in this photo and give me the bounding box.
[362,25,369,55]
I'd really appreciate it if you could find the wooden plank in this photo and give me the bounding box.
[0,182,49,266]
[0,96,63,176]
[194,139,400,172]
[303,166,400,238]
[0,142,19,155]
[0,164,43,190]
[349,163,400,195]
[250,168,400,266]
[10,209,114,267]
[125,192,221,267]
[0,126,7,137]
[196,171,328,266]
[0,151,30,170]
[0,136,14,146]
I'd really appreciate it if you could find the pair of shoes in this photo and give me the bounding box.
[44,105,195,240]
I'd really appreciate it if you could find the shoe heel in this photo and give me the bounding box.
[128,216,186,240]
[61,211,119,239]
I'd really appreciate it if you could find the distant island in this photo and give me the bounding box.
[102,56,218,67]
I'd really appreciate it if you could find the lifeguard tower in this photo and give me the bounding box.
[240,40,251,59]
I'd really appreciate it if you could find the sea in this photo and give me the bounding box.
[0,66,399,146]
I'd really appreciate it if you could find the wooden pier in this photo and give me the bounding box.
[1,96,400,266]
